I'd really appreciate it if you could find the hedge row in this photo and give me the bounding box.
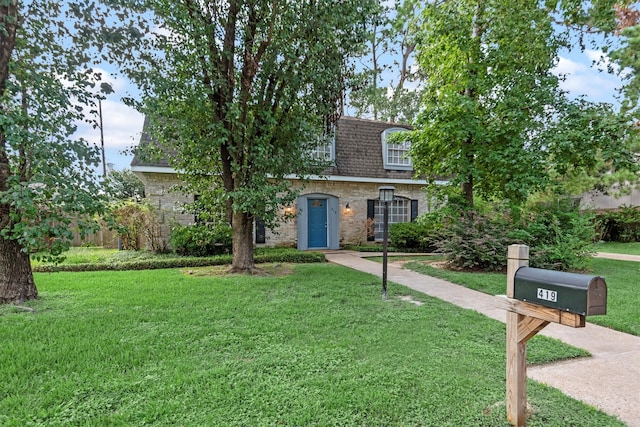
[33,251,326,273]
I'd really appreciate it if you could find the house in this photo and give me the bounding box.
[581,189,640,211]
[131,116,434,250]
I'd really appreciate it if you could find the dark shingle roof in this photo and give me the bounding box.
[131,116,415,179]
[130,116,172,168]
[326,116,413,179]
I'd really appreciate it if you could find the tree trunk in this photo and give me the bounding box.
[229,210,256,273]
[0,235,37,304]
[462,177,474,208]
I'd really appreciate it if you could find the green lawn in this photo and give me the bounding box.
[404,257,640,336]
[0,265,623,426]
[30,247,176,266]
[594,241,640,256]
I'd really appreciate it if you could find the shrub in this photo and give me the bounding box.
[594,205,640,242]
[107,201,162,251]
[437,210,515,271]
[511,198,595,271]
[389,221,440,252]
[32,248,325,272]
[435,197,595,272]
[170,223,232,257]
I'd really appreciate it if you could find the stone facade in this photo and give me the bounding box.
[581,188,640,211]
[136,172,194,248]
[132,116,436,250]
[260,179,429,248]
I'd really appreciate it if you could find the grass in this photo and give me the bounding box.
[30,247,161,266]
[29,247,324,272]
[0,264,622,426]
[403,257,640,336]
[594,241,640,256]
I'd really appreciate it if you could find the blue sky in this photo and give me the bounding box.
[79,44,625,173]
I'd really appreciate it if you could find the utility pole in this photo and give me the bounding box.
[99,99,106,177]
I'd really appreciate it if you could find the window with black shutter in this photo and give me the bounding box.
[255,218,266,244]
[366,199,375,241]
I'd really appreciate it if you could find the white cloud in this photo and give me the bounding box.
[65,68,145,171]
[554,51,622,104]
[76,100,144,149]
[555,56,589,76]
[73,97,144,171]
[91,67,131,94]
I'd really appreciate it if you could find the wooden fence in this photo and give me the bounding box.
[70,224,120,249]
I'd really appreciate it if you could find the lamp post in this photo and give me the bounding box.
[379,186,395,300]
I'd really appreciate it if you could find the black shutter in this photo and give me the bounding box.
[367,199,375,241]
[194,194,202,224]
[411,200,418,221]
[255,218,266,244]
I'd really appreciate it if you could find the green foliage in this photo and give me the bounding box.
[417,198,595,272]
[511,198,596,271]
[610,19,640,118]
[349,0,424,123]
[409,0,633,206]
[107,201,164,252]
[410,0,562,205]
[169,223,232,257]
[389,222,432,252]
[389,212,447,252]
[595,205,640,242]
[32,248,325,273]
[104,169,146,201]
[0,2,108,259]
[543,100,640,195]
[103,0,378,270]
[438,210,514,272]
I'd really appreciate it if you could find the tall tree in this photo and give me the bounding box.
[610,5,640,118]
[349,0,423,123]
[409,0,635,207]
[0,2,106,303]
[107,0,375,272]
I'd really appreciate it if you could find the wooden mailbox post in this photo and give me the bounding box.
[496,245,607,426]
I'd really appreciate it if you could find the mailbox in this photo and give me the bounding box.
[513,267,607,316]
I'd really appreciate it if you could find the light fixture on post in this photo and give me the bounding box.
[378,186,395,300]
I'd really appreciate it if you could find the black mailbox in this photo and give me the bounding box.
[514,267,607,316]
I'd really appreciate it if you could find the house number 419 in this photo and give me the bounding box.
[537,288,557,302]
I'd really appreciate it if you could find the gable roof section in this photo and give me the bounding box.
[130,116,172,169]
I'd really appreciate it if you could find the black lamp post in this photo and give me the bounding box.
[379,186,395,300]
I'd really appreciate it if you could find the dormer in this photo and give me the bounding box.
[381,127,412,171]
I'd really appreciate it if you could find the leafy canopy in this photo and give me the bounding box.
[106,0,375,227]
[0,1,109,258]
[408,0,638,206]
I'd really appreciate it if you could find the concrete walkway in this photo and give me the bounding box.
[324,251,640,427]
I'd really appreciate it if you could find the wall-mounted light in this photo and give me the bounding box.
[285,205,293,214]
[345,203,351,213]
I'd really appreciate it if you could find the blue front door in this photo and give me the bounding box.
[307,198,327,248]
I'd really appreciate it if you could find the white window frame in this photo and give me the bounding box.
[381,127,412,171]
[310,129,336,164]
[373,196,411,241]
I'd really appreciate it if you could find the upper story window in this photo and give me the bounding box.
[310,129,335,163]
[382,127,412,171]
